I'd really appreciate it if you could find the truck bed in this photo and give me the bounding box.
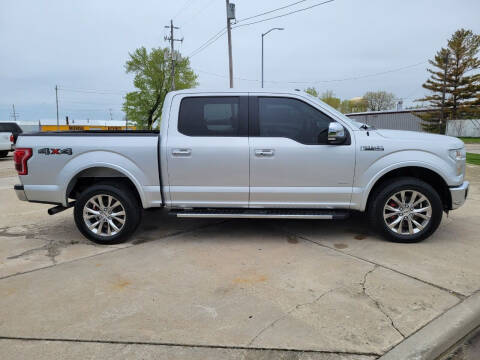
[15,130,162,207]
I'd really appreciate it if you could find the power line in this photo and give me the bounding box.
[186,1,335,61]
[60,100,125,106]
[172,0,197,20]
[195,68,259,82]
[236,0,311,23]
[187,27,227,58]
[58,87,128,95]
[233,0,335,29]
[62,108,123,112]
[181,0,216,27]
[309,61,427,84]
[194,60,427,84]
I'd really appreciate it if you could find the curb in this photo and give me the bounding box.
[378,290,480,360]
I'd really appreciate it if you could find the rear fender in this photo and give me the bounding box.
[59,151,149,207]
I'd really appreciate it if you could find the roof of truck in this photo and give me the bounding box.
[168,88,304,95]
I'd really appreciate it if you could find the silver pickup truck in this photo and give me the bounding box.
[13,89,469,244]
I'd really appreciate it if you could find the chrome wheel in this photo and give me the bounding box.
[383,190,432,235]
[83,194,126,237]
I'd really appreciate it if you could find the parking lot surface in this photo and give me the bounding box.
[466,144,480,154]
[1,154,479,359]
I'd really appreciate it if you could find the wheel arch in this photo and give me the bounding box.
[65,166,144,208]
[364,166,452,212]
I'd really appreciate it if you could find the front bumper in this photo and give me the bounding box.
[14,184,27,201]
[450,181,469,210]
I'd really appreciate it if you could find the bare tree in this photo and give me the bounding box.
[363,91,396,111]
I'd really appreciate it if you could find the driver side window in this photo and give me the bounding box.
[258,97,332,145]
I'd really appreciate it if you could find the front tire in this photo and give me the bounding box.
[0,151,8,158]
[368,177,443,243]
[74,183,142,244]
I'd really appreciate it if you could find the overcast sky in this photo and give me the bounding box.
[1,0,479,122]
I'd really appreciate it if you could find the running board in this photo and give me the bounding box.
[173,209,350,220]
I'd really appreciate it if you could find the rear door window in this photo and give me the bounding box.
[178,97,247,137]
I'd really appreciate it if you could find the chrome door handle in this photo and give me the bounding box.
[172,148,192,156]
[255,149,274,157]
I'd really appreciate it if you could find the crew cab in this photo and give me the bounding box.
[0,122,22,157]
[13,89,469,244]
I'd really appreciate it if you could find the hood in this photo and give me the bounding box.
[374,129,464,149]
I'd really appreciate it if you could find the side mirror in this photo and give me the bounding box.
[327,122,346,144]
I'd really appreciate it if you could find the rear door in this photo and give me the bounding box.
[166,94,249,208]
[249,95,355,208]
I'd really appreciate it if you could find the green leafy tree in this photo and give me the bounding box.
[320,90,341,109]
[304,87,368,113]
[340,98,368,113]
[123,47,198,129]
[446,29,480,118]
[305,87,319,97]
[418,29,480,132]
[363,91,396,111]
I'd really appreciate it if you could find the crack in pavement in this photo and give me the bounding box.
[6,240,62,264]
[360,265,406,339]
[6,245,47,260]
[0,336,380,357]
[246,287,343,347]
[276,226,466,300]
[0,219,230,281]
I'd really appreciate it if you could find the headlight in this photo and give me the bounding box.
[449,148,466,161]
[449,148,466,176]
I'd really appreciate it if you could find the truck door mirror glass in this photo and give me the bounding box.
[327,122,346,144]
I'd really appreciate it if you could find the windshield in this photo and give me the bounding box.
[301,93,366,129]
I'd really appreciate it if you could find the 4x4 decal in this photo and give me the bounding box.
[38,148,73,155]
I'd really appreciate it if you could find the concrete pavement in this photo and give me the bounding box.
[465,144,480,154]
[1,155,480,359]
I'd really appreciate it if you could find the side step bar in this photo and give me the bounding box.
[173,209,350,220]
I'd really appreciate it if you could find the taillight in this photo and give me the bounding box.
[13,148,32,175]
[10,134,14,143]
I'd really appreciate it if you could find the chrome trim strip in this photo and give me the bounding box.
[176,213,334,219]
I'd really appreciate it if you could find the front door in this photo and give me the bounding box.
[249,96,355,208]
[166,95,249,208]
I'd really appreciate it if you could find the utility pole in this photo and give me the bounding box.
[109,108,113,121]
[226,1,235,88]
[55,85,59,130]
[440,51,449,134]
[164,20,183,91]
[11,104,18,122]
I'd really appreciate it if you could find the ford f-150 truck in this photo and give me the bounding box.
[13,89,469,244]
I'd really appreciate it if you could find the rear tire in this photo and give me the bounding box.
[74,183,142,244]
[368,177,443,243]
[0,151,8,158]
